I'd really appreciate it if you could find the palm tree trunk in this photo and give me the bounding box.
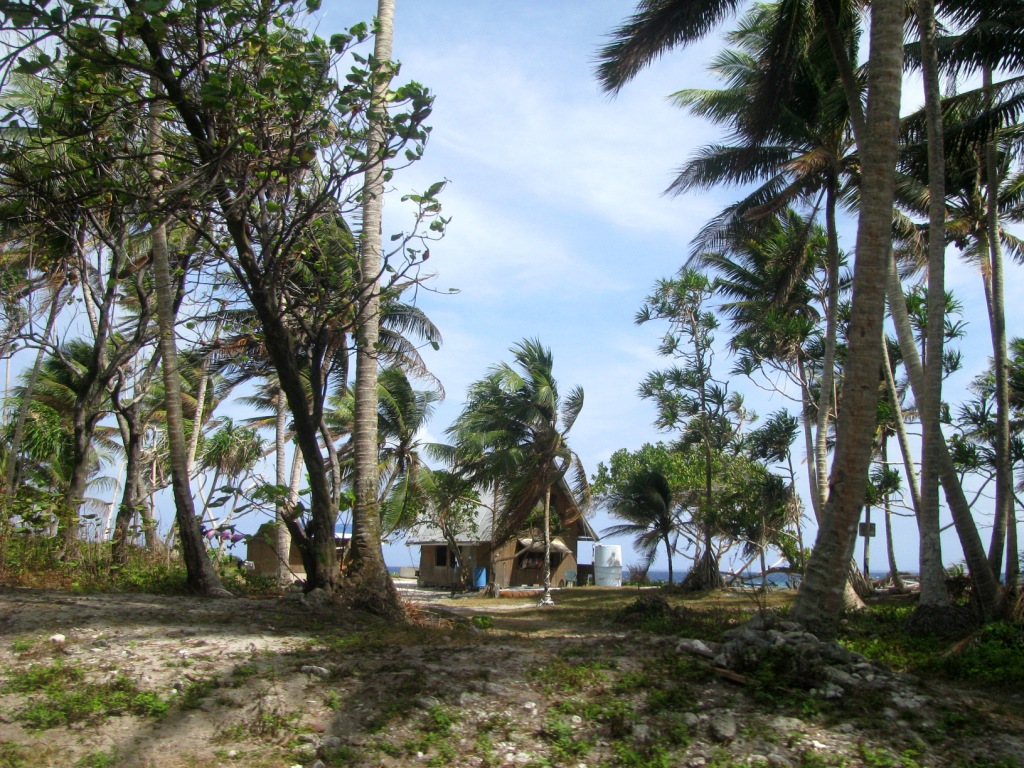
[917,0,952,610]
[880,437,905,591]
[790,0,903,637]
[349,0,400,618]
[664,535,674,585]
[798,355,822,522]
[1007,498,1020,586]
[540,485,554,605]
[488,484,499,595]
[274,387,292,583]
[885,258,1002,619]
[882,343,923,519]
[813,183,842,515]
[981,63,1012,582]
[185,314,222,475]
[148,86,225,596]
[814,0,866,141]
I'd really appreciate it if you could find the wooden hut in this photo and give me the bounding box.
[407,479,597,590]
[246,522,351,581]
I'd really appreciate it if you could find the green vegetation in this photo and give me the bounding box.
[2,662,169,728]
[839,604,1024,688]
[73,750,120,768]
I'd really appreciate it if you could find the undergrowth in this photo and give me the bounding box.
[1,661,169,728]
[839,603,1024,688]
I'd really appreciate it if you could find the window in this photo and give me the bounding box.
[434,546,451,568]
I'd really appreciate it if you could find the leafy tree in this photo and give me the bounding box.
[747,409,805,564]
[0,0,444,604]
[383,467,480,592]
[636,268,749,589]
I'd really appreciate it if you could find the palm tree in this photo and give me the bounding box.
[350,0,402,617]
[658,0,862,527]
[449,339,590,605]
[790,0,907,636]
[197,418,266,527]
[376,366,443,513]
[601,469,681,584]
[747,409,806,566]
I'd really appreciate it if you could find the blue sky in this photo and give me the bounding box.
[4,1,1014,577]
[312,1,1024,575]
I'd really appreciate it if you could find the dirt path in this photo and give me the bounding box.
[0,588,1020,768]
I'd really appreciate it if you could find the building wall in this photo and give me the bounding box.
[416,544,488,588]
[420,529,585,589]
[246,523,349,581]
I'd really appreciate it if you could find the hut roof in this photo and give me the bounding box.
[405,478,597,546]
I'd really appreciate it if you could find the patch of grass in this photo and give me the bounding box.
[603,740,674,768]
[470,614,494,630]
[364,670,428,731]
[701,750,771,768]
[9,638,34,655]
[931,621,1024,687]
[858,746,923,768]
[179,676,220,709]
[323,689,342,710]
[841,604,1024,689]
[2,661,85,692]
[798,750,851,767]
[74,749,119,768]
[4,663,169,728]
[471,733,500,768]
[396,706,458,767]
[218,694,302,744]
[0,741,31,768]
[540,713,592,763]
[530,657,613,694]
[552,697,634,739]
[229,663,262,687]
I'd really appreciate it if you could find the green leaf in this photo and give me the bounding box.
[14,57,49,75]
[306,0,321,11]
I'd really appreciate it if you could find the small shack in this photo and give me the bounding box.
[247,522,351,581]
[407,480,597,590]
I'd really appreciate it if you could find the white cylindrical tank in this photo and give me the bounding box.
[593,544,622,587]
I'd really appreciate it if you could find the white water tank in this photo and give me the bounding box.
[593,544,622,587]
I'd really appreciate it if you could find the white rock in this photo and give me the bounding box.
[50,633,66,644]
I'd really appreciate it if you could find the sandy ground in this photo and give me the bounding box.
[0,586,1022,768]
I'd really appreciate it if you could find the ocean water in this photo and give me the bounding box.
[637,569,899,585]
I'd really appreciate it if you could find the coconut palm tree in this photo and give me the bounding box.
[601,469,681,584]
[350,0,405,616]
[659,0,860,524]
[789,0,907,636]
[449,339,590,605]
